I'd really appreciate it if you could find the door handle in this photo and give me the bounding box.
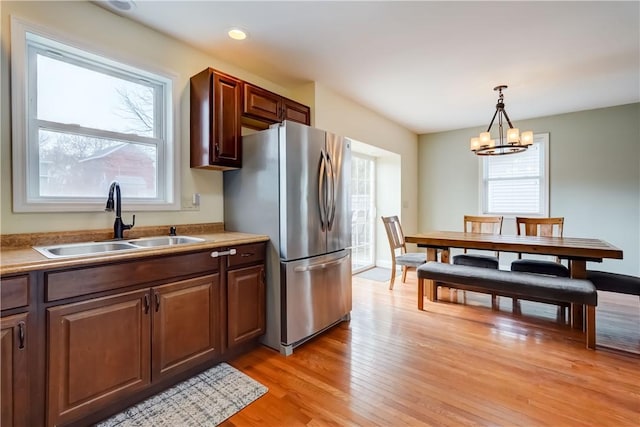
[318,150,327,231]
[18,322,25,350]
[294,253,350,272]
[155,293,160,312]
[144,294,150,314]
[326,153,336,230]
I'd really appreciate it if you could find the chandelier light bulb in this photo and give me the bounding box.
[507,128,520,144]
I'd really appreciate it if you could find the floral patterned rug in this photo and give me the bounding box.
[96,363,268,426]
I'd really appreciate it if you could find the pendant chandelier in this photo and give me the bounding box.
[470,85,533,156]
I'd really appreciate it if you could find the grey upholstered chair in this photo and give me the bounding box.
[381,215,426,290]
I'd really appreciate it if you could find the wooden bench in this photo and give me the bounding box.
[416,262,598,349]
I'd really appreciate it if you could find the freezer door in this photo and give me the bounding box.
[280,121,327,260]
[281,250,352,346]
[325,133,352,253]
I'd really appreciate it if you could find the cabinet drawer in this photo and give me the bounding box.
[227,243,266,269]
[46,251,220,302]
[1,275,29,311]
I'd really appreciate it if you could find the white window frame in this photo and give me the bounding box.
[10,16,180,212]
[478,133,550,217]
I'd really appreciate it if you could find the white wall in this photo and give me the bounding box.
[418,103,640,275]
[312,83,419,240]
[0,1,418,237]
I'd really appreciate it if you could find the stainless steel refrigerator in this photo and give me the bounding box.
[224,121,352,355]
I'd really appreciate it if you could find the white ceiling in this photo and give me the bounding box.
[97,1,640,134]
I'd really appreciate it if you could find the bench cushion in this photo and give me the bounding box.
[453,254,499,269]
[417,261,597,306]
[510,259,570,277]
[586,270,640,296]
[395,252,426,267]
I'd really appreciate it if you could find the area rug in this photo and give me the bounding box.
[96,363,268,426]
[354,267,400,282]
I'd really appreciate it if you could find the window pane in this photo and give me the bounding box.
[486,144,540,179]
[487,179,540,214]
[37,54,155,137]
[38,129,157,198]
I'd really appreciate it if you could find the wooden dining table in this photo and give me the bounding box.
[405,231,624,328]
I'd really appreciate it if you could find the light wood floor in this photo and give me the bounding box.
[224,274,640,426]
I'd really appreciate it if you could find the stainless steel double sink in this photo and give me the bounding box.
[34,236,206,259]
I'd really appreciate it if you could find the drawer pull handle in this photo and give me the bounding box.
[18,322,25,350]
[144,294,150,314]
[210,249,237,258]
[241,252,254,257]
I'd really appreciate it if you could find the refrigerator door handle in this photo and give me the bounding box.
[326,153,336,230]
[293,253,350,272]
[318,150,327,231]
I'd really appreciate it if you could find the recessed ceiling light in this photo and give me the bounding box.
[228,28,248,41]
[108,0,136,11]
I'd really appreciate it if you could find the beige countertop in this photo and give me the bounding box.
[0,224,269,275]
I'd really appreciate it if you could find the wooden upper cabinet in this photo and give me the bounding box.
[243,82,311,126]
[190,68,242,170]
[243,84,281,123]
[282,97,311,125]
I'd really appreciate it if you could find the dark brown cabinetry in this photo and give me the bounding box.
[46,274,222,426]
[1,312,29,427]
[38,243,265,426]
[152,274,221,381]
[227,265,265,347]
[243,83,311,126]
[190,66,311,170]
[47,290,151,426]
[226,242,266,347]
[190,68,242,170]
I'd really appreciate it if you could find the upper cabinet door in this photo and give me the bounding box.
[214,73,242,167]
[243,83,281,123]
[282,98,311,126]
[243,82,311,126]
[190,68,242,170]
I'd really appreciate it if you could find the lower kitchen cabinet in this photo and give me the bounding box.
[152,274,221,381]
[47,274,222,426]
[47,289,151,426]
[1,313,29,427]
[5,241,266,426]
[227,263,266,347]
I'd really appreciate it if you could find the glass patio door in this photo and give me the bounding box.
[351,154,376,273]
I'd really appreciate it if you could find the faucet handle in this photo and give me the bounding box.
[124,214,136,231]
[169,226,177,236]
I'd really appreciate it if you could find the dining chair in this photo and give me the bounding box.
[381,215,426,290]
[451,215,503,306]
[510,217,570,277]
[510,216,570,320]
[452,215,503,269]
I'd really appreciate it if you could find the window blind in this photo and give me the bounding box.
[483,142,545,215]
